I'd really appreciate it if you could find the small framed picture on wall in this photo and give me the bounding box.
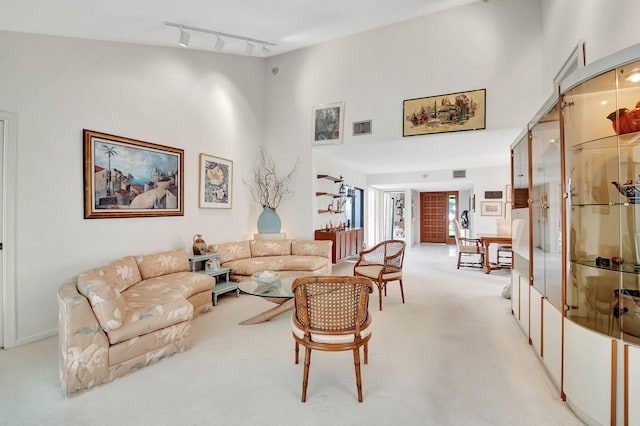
[480,201,502,217]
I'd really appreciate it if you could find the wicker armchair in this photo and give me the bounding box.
[291,276,374,402]
[353,240,406,311]
[453,219,485,269]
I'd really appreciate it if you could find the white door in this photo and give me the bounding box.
[0,119,4,348]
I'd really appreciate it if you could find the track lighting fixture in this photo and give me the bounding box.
[164,22,276,56]
[178,28,190,47]
[245,41,254,56]
[215,35,225,52]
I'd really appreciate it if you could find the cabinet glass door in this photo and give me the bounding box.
[564,60,640,340]
[512,134,530,278]
[530,104,562,309]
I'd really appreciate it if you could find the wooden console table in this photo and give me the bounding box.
[314,228,363,263]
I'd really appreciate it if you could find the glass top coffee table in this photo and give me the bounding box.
[238,274,300,325]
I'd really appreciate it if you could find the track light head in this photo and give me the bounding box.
[215,35,225,51]
[178,28,190,47]
[245,41,254,56]
[261,44,271,56]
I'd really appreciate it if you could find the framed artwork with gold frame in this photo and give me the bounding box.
[83,129,183,219]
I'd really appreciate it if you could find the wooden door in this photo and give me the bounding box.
[420,192,448,243]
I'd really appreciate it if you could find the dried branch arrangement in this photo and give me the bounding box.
[245,148,298,210]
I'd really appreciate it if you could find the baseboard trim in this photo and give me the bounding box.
[14,329,57,348]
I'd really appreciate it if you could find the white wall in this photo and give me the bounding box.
[263,0,546,238]
[541,0,640,88]
[0,31,266,345]
[5,0,640,345]
[312,151,367,232]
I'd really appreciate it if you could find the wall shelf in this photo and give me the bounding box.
[315,191,341,198]
[317,174,343,183]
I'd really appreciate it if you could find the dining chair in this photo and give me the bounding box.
[291,276,374,402]
[453,219,485,269]
[353,240,406,311]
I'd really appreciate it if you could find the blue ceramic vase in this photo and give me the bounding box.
[257,207,281,234]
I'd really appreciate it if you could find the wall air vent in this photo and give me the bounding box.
[353,120,372,136]
[452,169,466,179]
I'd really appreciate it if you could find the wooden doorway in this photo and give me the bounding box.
[420,191,458,244]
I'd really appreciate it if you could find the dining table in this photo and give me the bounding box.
[477,233,512,274]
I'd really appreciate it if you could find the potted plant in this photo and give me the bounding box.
[245,149,297,233]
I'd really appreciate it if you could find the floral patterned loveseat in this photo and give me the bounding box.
[58,248,215,397]
[209,239,332,282]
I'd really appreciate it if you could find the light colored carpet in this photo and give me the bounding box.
[0,244,583,425]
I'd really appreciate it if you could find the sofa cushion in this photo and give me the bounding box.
[89,256,142,293]
[250,239,291,257]
[278,255,331,272]
[291,240,332,259]
[223,257,286,276]
[77,271,128,332]
[222,255,329,275]
[134,272,215,300]
[211,240,251,263]
[108,288,193,345]
[135,249,190,280]
[108,321,191,366]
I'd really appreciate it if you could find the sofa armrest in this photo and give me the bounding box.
[58,279,110,398]
[291,240,333,260]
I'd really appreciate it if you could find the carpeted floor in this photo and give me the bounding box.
[0,244,583,425]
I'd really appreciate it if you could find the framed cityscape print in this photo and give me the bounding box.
[199,153,232,209]
[83,129,183,219]
[312,102,344,145]
[403,89,486,137]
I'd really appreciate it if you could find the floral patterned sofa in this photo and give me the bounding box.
[209,239,332,281]
[58,248,215,397]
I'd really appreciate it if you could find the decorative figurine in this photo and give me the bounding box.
[607,100,640,135]
[192,234,207,255]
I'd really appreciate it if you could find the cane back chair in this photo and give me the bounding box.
[291,276,374,402]
[353,239,406,311]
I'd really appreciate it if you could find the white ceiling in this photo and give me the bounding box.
[0,0,510,191]
[0,0,481,57]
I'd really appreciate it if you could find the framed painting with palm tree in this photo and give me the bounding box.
[83,129,184,219]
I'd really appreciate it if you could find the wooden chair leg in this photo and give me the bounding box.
[353,348,363,402]
[377,283,383,311]
[363,342,368,364]
[295,341,299,364]
[457,252,462,269]
[398,279,405,303]
[302,347,311,402]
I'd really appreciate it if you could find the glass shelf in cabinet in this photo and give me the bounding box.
[571,259,640,275]
[568,134,619,151]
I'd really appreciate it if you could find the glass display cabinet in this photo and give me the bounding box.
[511,131,530,279]
[563,58,640,341]
[530,101,563,310]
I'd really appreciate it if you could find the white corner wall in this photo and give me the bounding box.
[0,31,266,345]
[541,0,640,85]
[263,0,545,238]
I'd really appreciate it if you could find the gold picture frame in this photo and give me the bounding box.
[83,129,184,219]
[403,89,486,137]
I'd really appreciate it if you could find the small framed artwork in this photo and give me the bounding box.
[506,184,512,203]
[312,102,344,145]
[484,190,503,199]
[403,89,486,137]
[83,129,184,219]
[199,154,232,208]
[481,201,503,217]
